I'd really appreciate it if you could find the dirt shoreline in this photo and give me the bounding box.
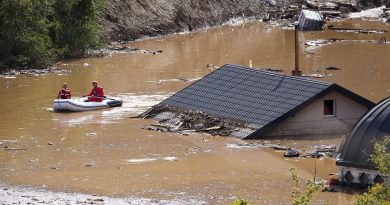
[98,0,389,42]
[99,0,366,42]
[0,183,206,205]
[2,1,387,73]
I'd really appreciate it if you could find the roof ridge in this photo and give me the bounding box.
[225,64,332,86]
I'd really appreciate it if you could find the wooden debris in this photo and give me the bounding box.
[328,25,387,34]
[272,145,289,150]
[3,147,27,151]
[206,64,219,70]
[141,105,248,137]
[325,66,342,70]
[263,68,284,72]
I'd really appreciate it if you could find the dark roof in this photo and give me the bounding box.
[157,64,375,139]
[336,97,390,170]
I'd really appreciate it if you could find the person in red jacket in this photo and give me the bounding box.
[57,83,71,99]
[87,81,104,102]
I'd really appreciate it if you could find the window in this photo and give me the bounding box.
[324,100,335,116]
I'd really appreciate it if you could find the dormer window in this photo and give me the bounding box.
[324,100,335,116]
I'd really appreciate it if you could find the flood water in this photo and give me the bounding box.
[0,19,389,204]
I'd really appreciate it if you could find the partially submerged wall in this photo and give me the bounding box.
[338,166,388,186]
[264,91,369,137]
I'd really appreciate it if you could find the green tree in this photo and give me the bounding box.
[0,0,55,68]
[0,0,105,69]
[290,168,324,205]
[355,137,390,205]
[53,0,105,57]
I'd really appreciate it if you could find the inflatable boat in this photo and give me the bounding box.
[53,97,122,112]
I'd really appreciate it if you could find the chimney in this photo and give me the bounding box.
[292,25,302,76]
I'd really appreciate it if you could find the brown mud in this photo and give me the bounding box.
[99,0,383,42]
[0,17,389,204]
[99,0,299,41]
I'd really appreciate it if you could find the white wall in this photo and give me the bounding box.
[264,91,369,137]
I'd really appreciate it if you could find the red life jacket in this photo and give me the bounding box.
[88,87,104,102]
[89,87,104,97]
[58,89,71,99]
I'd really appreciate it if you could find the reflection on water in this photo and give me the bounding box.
[0,19,389,204]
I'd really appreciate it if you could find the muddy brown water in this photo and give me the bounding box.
[0,19,389,204]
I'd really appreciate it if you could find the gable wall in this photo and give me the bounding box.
[264,91,369,137]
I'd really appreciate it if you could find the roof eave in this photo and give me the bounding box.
[336,160,378,170]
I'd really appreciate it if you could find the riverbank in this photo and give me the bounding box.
[1,1,388,74]
[0,183,205,205]
[99,0,385,42]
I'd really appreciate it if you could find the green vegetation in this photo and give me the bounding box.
[290,168,324,205]
[230,198,251,205]
[355,137,390,205]
[229,137,390,205]
[0,0,105,69]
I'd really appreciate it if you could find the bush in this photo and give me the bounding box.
[231,198,251,205]
[290,168,324,205]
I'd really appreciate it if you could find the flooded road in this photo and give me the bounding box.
[0,19,389,204]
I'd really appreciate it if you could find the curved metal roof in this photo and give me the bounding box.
[337,97,390,170]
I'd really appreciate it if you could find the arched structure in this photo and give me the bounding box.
[337,97,390,185]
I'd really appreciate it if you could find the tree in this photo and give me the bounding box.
[52,0,105,57]
[290,168,324,205]
[0,0,105,69]
[0,0,55,68]
[355,137,390,205]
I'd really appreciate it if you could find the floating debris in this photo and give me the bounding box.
[0,67,68,78]
[141,105,250,138]
[302,73,332,78]
[325,66,342,70]
[150,77,202,85]
[328,25,387,34]
[127,158,158,164]
[284,148,300,158]
[3,147,27,151]
[162,157,179,162]
[298,10,324,31]
[86,45,164,57]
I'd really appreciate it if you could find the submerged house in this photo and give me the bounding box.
[298,10,324,31]
[144,64,374,139]
[336,97,390,186]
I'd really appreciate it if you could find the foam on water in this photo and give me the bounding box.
[162,157,179,161]
[126,158,158,164]
[66,114,95,126]
[101,93,171,120]
[126,156,179,164]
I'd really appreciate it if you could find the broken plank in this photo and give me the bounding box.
[3,148,27,151]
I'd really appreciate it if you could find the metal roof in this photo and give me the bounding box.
[300,10,323,21]
[337,97,390,170]
[156,64,374,139]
